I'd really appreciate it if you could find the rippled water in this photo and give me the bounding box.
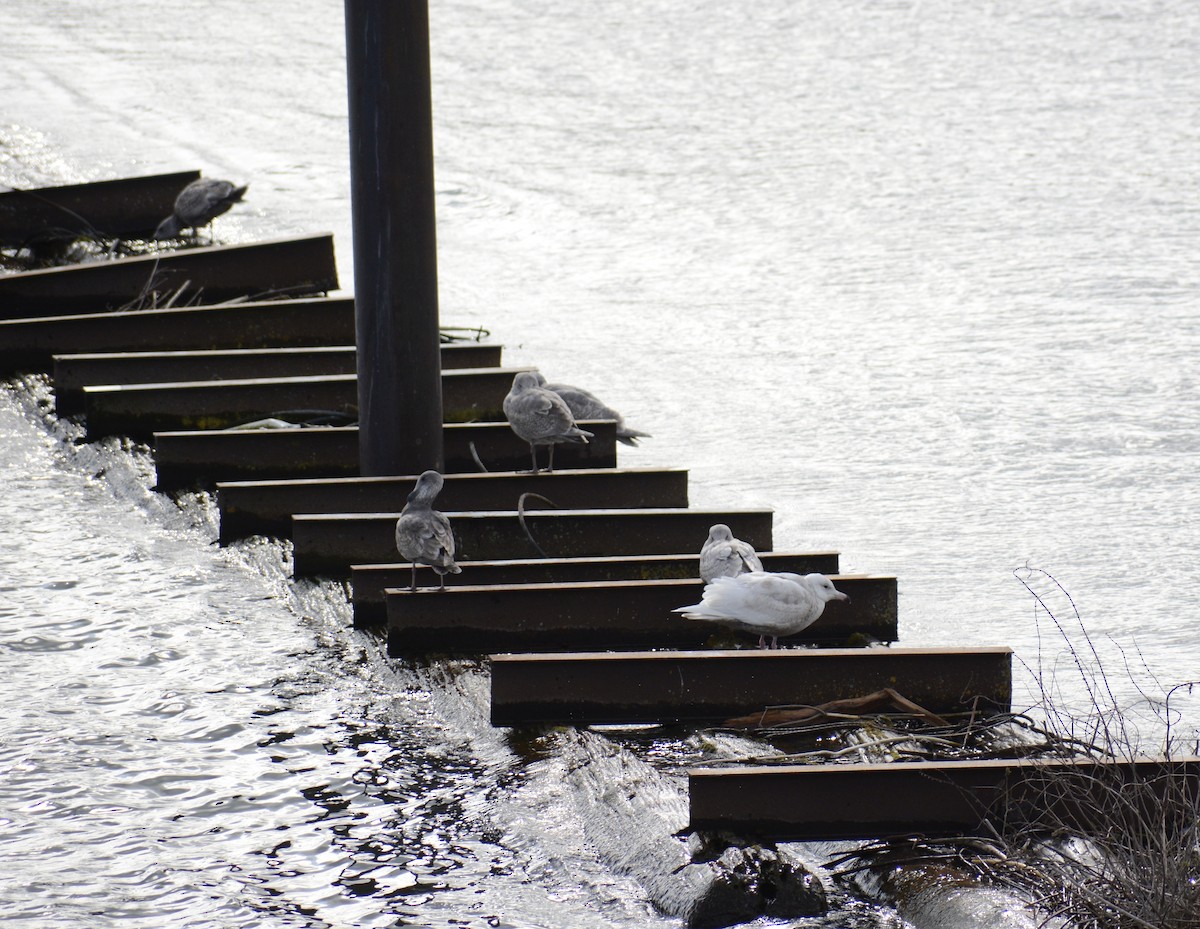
[3,0,1200,926]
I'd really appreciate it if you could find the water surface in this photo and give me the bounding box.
[3,1,1199,925]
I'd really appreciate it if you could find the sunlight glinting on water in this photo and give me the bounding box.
[3,1,1200,926]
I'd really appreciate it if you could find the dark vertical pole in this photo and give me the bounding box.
[345,0,444,475]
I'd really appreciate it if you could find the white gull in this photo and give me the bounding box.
[673,571,849,649]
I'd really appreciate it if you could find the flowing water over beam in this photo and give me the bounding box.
[490,647,1013,725]
[0,233,338,316]
[350,551,842,625]
[152,421,620,490]
[218,467,690,543]
[385,575,892,654]
[0,298,357,372]
[80,366,524,434]
[293,507,774,577]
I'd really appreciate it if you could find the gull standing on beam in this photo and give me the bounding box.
[673,571,849,649]
[533,373,651,447]
[503,371,594,473]
[153,177,248,241]
[394,470,462,590]
[699,523,764,583]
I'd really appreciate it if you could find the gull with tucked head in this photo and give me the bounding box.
[532,373,650,447]
[699,523,763,583]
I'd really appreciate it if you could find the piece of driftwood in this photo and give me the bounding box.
[723,687,951,730]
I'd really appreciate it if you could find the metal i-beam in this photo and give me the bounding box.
[152,421,619,491]
[80,366,526,437]
[294,507,773,577]
[345,0,443,475]
[53,342,502,410]
[351,551,841,626]
[688,757,1200,841]
[0,171,201,246]
[386,575,891,655]
[0,298,356,373]
[0,233,339,317]
[58,350,359,411]
[490,647,1013,726]
[217,467,689,544]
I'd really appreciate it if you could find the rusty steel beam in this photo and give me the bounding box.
[385,575,889,655]
[81,366,527,438]
[294,507,774,578]
[0,298,357,374]
[351,551,841,626]
[53,341,502,413]
[688,757,1200,841]
[152,421,619,491]
[0,171,201,246]
[155,425,360,490]
[217,467,689,544]
[0,233,339,317]
[490,647,1012,726]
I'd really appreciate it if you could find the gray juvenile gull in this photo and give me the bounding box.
[699,523,764,583]
[533,372,651,446]
[673,571,849,649]
[394,470,462,590]
[502,371,594,473]
[153,177,248,240]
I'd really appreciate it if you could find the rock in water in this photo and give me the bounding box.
[552,728,827,929]
[689,842,827,928]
